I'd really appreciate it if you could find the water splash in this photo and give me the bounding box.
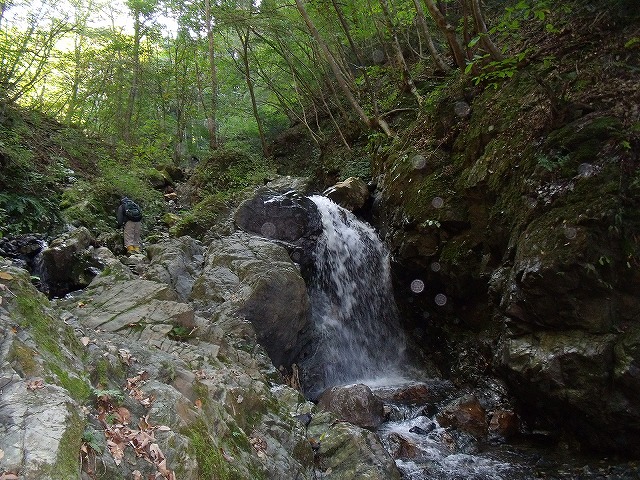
[301,195,407,397]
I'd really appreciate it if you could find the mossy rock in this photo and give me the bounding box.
[546,115,623,164]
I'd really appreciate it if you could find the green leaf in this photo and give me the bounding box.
[468,36,481,48]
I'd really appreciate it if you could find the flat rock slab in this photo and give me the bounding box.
[72,278,195,341]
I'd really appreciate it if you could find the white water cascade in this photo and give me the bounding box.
[301,195,408,397]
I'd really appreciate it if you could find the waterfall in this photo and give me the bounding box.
[301,195,407,398]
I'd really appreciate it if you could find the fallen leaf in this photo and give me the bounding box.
[132,470,143,480]
[80,336,90,346]
[0,271,13,280]
[0,297,3,305]
[27,379,45,390]
[220,448,234,462]
[194,399,202,409]
[156,425,171,432]
[77,301,86,308]
[115,407,131,425]
[148,443,164,463]
[106,439,125,465]
[0,473,19,480]
[0,448,4,460]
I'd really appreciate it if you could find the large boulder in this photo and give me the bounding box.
[0,261,87,479]
[144,236,205,301]
[234,188,322,245]
[38,226,114,298]
[317,384,385,429]
[190,232,310,368]
[307,411,402,480]
[323,176,370,211]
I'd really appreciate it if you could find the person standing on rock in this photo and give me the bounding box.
[116,197,143,254]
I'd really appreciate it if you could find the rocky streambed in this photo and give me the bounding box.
[1,182,640,479]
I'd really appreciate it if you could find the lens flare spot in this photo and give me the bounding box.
[410,279,425,293]
[372,49,385,63]
[431,197,444,209]
[412,155,426,170]
[260,222,276,237]
[578,163,595,177]
[564,227,577,239]
[435,293,447,306]
[430,262,441,272]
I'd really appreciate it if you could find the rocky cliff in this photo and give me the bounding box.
[371,3,640,455]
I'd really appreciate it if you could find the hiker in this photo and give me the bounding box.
[116,197,143,254]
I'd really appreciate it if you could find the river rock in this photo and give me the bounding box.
[489,409,520,439]
[323,176,370,211]
[436,394,487,438]
[317,383,385,429]
[234,188,322,243]
[387,432,422,459]
[308,411,402,480]
[372,379,455,405]
[39,226,100,297]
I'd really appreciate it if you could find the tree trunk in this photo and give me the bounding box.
[124,10,141,142]
[422,0,467,69]
[330,0,384,114]
[238,28,268,156]
[470,0,503,61]
[379,0,422,105]
[411,0,450,72]
[204,0,218,150]
[294,0,393,137]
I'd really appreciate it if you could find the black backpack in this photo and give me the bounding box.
[122,198,142,221]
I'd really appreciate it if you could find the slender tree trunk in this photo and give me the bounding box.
[423,0,467,69]
[379,0,422,104]
[204,0,218,150]
[238,28,268,156]
[330,0,384,115]
[64,34,83,124]
[411,0,450,72]
[294,0,393,137]
[124,10,141,143]
[470,0,503,61]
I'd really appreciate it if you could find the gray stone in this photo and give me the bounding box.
[318,383,385,429]
[323,176,370,211]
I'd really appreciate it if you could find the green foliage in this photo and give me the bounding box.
[168,324,194,341]
[466,50,530,89]
[625,37,640,49]
[0,192,60,236]
[192,147,276,197]
[82,427,105,454]
[183,420,233,479]
[91,387,126,406]
[535,153,570,173]
[171,194,230,239]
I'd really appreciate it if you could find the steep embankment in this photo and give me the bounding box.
[369,3,640,454]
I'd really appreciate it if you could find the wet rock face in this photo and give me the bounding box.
[322,176,370,211]
[190,232,310,369]
[436,394,487,439]
[234,188,323,278]
[0,234,46,269]
[234,188,322,243]
[318,384,385,429]
[373,75,640,455]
